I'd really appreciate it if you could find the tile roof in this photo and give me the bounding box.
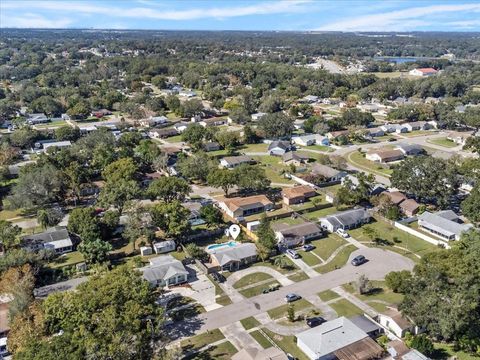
[282,185,316,199]
[221,195,273,212]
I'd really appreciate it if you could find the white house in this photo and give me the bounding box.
[366,149,404,163]
[26,113,49,125]
[153,240,176,254]
[220,155,254,169]
[140,116,168,127]
[251,112,267,121]
[320,208,370,233]
[292,134,330,147]
[418,210,473,241]
[21,227,73,254]
[140,255,189,287]
[378,308,416,338]
[409,68,438,77]
[173,121,190,133]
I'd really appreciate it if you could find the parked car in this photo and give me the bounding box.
[306,316,326,327]
[286,354,296,360]
[285,293,301,303]
[336,228,350,238]
[262,284,281,294]
[286,249,300,259]
[351,255,367,266]
[211,272,225,283]
[302,244,315,251]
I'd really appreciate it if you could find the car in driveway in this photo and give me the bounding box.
[285,293,301,303]
[302,244,315,251]
[286,249,300,259]
[306,316,326,327]
[351,255,367,266]
[211,272,226,283]
[336,228,350,238]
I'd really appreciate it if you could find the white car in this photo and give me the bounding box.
[336,228,350,238]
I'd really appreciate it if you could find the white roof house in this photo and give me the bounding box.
[251,112,267,121]
[140,255,189,287]
[418,211,473,241]
[26,113,49,124]
[21,227,73,254]
[320,208,370,233]
[153,240,176,254]
[292,134,330,147]
[209,243,257,271]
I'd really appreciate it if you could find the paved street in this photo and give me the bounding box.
[167,247,414,340]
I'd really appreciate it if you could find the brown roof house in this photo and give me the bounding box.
[399,199,420,217]
[382,191,407,206]
[274,221,323,248]
[282,185,317,205]
[366,149,404,163]
[217,195,273,220]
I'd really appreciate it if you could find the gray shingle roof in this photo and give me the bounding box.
[418,211,473,238]
[325,208,370,227]
[140,255,188,283]
[21,227,72,250]
[210,243,257,266]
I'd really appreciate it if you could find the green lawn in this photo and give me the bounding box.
[427,137,457,148]
[239,281,281,298]
[165,134,183,143]
[303,206,338,221]
[267,299,313,320]
[315,245,357,274]
[181,329,225,352]
[233,272,274,289]
[433,343,479,360]
[330,299,364,317]
[35,120,68,128]
[349,219,438,258]
[240,316,261,330]
[261,329,309,360]
[0,208,23,221]
[347,151,393,177]
[342,281,404,307]
[301,144,334,152]
[240,143,269,153]
[249,330,272,349]
[402,130,436,137]
[296,250,322,267]
[253,155,294,184]
[318,289,341,302]
[48,251,85,269]
[252,255,298,274]
[289,195,329,212]
[312,234,347,260]
[184,341,238,360]
[287,271,310,282]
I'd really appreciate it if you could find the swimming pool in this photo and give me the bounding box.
[206,241,238,253]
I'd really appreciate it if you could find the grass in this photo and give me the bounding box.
[250,330,272,349]
[342,280,404,307]
[311,234,347,260]
[48,251,84,269]
[0,208,23,221]
[303,144,334,152]
[349,219,438,258]
[372,71,404,78]
[296,250,322,267]
[318,289,340,302]
[402,130,436,138]
[267,299,313,320]
[180,329,225,351]
[289,195,329,212]
[206,274,233,305]
[35,120,68,128]
[347,151,393,176]
[239,281,281,298]
[165,134,183,143]
[330,298,364,317]
[240,143,268,153]
[303,206,338,221]
[253,155,294,184]
[233,272,274,289]
[315,245,357,274]
[287,271,310,282]
[427,137,457,148]
[184,341,238,360]
[253,254,298,274]
[433,343,479,360]
[262,328,309,360]
[240,316,261,330]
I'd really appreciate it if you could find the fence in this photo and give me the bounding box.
[394,222,450,249]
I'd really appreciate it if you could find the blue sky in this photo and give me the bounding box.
[1,1,479,32]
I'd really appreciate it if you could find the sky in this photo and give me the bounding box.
[1,0,480,32]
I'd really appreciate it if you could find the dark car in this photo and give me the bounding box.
[302,244,315,252]
[306,316,326,327]
[351,255,367,266]
[285,293,301,303]
[211,272,225,283]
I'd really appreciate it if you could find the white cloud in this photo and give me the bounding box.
[0,13,72,28]
[315,3,480,31]
[446,20,480,29]
[0,0,312,24]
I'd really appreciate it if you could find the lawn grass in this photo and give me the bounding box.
[347,151,393,177]
[253,155,294,184]
[240,316,261,330]
[233,272,274,289]
[206,274,233,305]
[165,134,183,143]
[287,271,310,282]
[303,206,337,221]
[433,343,479,360]
[289,195,328,212]
[249,330,272,349]
[318,289,341,302]
[35,120,68,128]
[170,251,187,261]
[402,130,436,138]
[349,219,438,258]
[296,250,322,266]
[261,328,309,360]
[180,329,225,352]
[330,299,364,317]
[0,208,23,221]
[312,234,347,260]
[427,137,457,148]
[252,255,298,274]
[48,251,85,268]
[267,299,313,320]
[184,341,238,360]
[303,144,334,152]
[315,245,357,274]
[239,281,281,298]
[342,280,404,306]
[240,143,268,153]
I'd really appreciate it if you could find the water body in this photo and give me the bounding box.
[374,57,425,63]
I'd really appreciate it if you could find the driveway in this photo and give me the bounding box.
[167,247,414,339]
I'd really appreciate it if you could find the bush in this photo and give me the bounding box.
[410,335,435,356]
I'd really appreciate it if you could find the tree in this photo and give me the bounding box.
[461,185,480,223]
[102,157,138,183]
[0,264,35,320]
[54,126,80,142]
[0,220,22,252]
[10,128,40,148]
[66,101,90,120]
[147,177,191,202]
[67,207,100,241]
[410,335,435,357]
[356,275,371,295]
[62,161,87,205]
[36,208,62,230]
[215,130,239,154]
[233,165,271,193]
[256,215,276,254]
[287,303,295,322]
[77,239,112,264]
[185,243,207,261]
[150,201,191,239]
[181,123,206,151]
[180,98,203,118]
[385,270,412,293]
[13,266,165,359]
[243,125,258,144]
[258,112,293,139]
[177,152,217,183]
[134,140,162,167]
[228,107,250,124]
[339,109,374,128]
[273,256,289,269]
[98,179,141,214]
[199,204,223,229]
[207,168,237,196]
[122,205,153,252]
[372,194,402,220]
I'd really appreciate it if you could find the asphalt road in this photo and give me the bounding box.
[167,247,414,340]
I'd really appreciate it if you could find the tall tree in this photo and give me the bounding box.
[147,177,191,202]
[150,201,191,240]
[0,220,22,252]
[207,168,237,196]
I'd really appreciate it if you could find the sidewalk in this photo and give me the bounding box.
[332,286,377,317]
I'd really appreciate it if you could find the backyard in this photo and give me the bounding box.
[342,280,404,313]
[347,151,393,177]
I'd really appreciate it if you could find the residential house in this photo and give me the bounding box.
[320,208,371,232]
[381,124,408,134]
[381,191,408,206]
[294,119,305,130]
[282,185,317,205]
[232,347,288,360]
[418,210,473,241]
[140,255,189,287]
[220,155,254,169]
[409,68,438,77]
[311,164,347,184]
[399,199,420,217]
[274,221,323,248]
[297,316,384,360]
[21,227,73,254]
[364,127,385,138]
[292,134,330,147]
[446,131,473,146]
[148,128,179,139]
[140,246,153,256]
[179,90,196,97]
[268,140,292,156]
[366,149,404,163]
[173,121,191,133]
[357,103,382,113]
[209,243,257,271]
[26,113,49,124]
[203,141,221,152]
[153,240,176,254]
[404,121,430,132]
[182,201,205,226]
[140,116,168,127]
[326,130,349,140]
[79,125,98,135]
[91,109,112,118]
[282,151,310,166]
[387,340,430,360]
[217,195,273,220]
[251,112,267,121]
[33,140,72,153]
[302,95,319,103]
[199,117,227,127]
[378,308,416,338]
[395,143,425,156]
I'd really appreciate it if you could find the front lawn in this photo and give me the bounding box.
[240,316,261,330]
[252,254,298,274]
[427,137,457,148]
[287,271,310,282]
[296,250,322,267]
[267,299,313,320]
[181,329,225,353]
[261,329,309,360]
[301,144,333,152]
[318,289,340,302]
[240,143,268,153]
[347,151,393,177]
[329,299,364,317]
[165,134,183,143]
[250,330,272,349]
[315,245,357,274]
[402,130,436,137]
[239,281,281,298]
[311,234,347,261]
[233,272,274,289]
[184,341,238,360]
[342,281,404,307]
